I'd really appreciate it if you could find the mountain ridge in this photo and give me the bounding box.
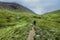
[0,1,35,13]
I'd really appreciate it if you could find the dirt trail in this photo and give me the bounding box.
[27,27,35,40]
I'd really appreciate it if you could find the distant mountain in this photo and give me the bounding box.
[0,2,34,13]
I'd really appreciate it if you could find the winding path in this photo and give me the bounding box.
[27,27,35,40]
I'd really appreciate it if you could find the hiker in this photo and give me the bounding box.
[33,20,36,28]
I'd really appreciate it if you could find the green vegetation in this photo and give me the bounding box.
[0,6,60,40]
[0,8,35,40]
[0,8,36,27]
[35,10,60,40]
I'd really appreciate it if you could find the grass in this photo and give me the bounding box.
[0,23,32,40]
[0,8,34,40]
[0,21,33,40]
[34,10,60,40]
[0,8,60,40]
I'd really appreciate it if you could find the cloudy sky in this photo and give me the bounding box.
[0,0,60,14]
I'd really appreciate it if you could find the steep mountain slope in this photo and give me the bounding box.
[0,2,36,40]
[0,2,36,27]
[0,2,34,13]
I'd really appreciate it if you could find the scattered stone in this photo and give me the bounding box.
[35,35,40,38]
[49,29,56,33]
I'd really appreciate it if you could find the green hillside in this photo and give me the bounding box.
[0,9,35,27]
[0,6,38,40]
[0,9,31,40]
[0,8,60,40]
[0,2,36,40]
[35,10,60,40]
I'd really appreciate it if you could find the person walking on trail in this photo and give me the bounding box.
[33,20,36,28]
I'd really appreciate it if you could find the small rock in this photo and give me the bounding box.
[35,35,40,38]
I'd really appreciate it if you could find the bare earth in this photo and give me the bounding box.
[27,27,35,40]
